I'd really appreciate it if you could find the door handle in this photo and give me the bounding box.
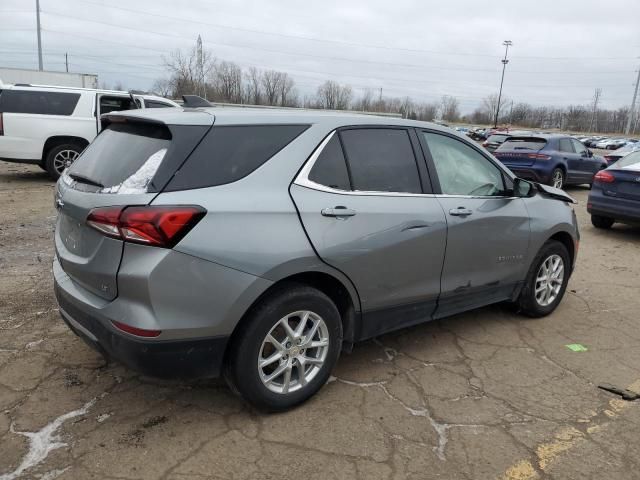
[449,207,473,217]
[321,206,356,218]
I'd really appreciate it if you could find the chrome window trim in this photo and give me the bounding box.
[294,130,518,200]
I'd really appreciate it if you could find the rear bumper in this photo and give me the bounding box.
[55,281,229,378]
[587,189,640,224]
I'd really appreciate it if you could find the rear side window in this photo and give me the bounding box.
[558,138,574,153]
[308,134,351,191]
[0,90,80,115]
[145,100,173,108]
[166,125,309,191]
[497,137,547,152]
[67,122,171,192]
[339,128,422,193]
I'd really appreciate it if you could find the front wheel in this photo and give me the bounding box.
[224,284,342,411]
[550,168,564,189]
[591,215,614,229]
[517,240,571,317]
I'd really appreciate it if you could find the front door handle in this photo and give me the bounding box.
[321,206,357,218]
[449,207,473,217]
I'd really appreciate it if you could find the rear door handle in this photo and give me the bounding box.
[449,207,473,217]
[321,206,357,218]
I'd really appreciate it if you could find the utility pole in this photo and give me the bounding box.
[589,88,601,133]
[196,35,205,99]
[625,66,640,135]
[36,0,43,71]
[494,40,512,127]
[65,53,69,72]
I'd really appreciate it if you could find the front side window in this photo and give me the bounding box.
[423,132,505,197]
[339,128,422,194]
[571,139,588,155]
[308,134,351,191]
[0,90,80,116]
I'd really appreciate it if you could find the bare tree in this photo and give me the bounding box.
[211,61,243,103]
[151,78,172,98]
[279,73,297,107]
[261,70,282,106]
[245,67,263,105]
[316,81,352,110]
[162,47,215,98]
[440,95,460,122]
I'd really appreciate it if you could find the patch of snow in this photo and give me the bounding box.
[0,398,96,480]
[96,413,111,423]
[100,148,166,194]
[39,467,69,480]
[26,340,44,349]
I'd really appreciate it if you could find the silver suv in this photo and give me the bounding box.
[53,108,579,410]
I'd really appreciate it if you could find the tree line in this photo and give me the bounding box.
[150,46,637,134]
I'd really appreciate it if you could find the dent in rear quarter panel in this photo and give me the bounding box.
[522,194,579,268]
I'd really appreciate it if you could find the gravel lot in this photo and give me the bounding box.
[1,161,640,480]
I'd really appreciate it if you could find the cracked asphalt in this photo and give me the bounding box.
[1,161,640,480]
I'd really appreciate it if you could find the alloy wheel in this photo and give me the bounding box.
[535,254,565,307]
[53,149,80,176]
[552,170,564,189]
[258,310,330,394]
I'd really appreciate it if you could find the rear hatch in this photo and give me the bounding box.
[601,154,640,202]
[493,137,548,167]
[54,114,211,300]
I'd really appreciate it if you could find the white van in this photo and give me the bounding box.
[0,84,180,179]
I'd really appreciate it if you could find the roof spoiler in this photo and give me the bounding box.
[182,95,212,108]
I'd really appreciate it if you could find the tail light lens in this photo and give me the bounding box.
[482,141,488,147]
[527,153,552,160]
[87,205,206,248]
[594,171,615,184]
[112,320,161,338]
[0,112,4,136]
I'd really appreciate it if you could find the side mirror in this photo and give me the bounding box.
[513,178,534,197]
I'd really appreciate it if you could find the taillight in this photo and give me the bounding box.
[87,205,206,248]
[0,112,4,136]
[594,171,615,184]
[527,153,552,160]
[482,141,488,147]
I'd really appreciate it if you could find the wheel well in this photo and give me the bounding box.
[225,272,357,362]
[549,231,575,269]
[42,136,89,163]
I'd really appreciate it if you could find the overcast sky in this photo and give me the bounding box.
[1,0,638,113]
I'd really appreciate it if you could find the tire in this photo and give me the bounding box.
[591,215,614,229]
[44,143,84,180]
[550,168,564,189]
[224,283,342,412]
[517,240,571,317]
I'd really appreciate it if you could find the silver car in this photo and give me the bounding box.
[53,108,579,411]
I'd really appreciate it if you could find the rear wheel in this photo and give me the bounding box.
[550,168,564,189]
[517,240,570,317]
[224,284,342,411]
[591,215,615,229]
[45,143,84,180]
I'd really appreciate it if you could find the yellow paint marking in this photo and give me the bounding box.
[536,427,584,470]
[500,379,640,478]
[501,459,539,480]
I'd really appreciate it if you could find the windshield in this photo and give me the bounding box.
[497,137,547,152]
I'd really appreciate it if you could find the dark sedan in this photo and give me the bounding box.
[588,151,640,229]
[493,135,607,188]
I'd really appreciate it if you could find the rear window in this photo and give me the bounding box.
[614,151,640,170]
[165,125,309,191]
[0,89,80,116]
[497,137,547,152]
[487,135,509,143]
[66,122,171,192]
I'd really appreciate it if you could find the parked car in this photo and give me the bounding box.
[53,108,579,411]
[0,83,180,179]
[588,151,640,228]
[493,134,607,188]
[585,136,607,148]
[482,133,511,152]
[595,138,628,150]
[602,142,640,166]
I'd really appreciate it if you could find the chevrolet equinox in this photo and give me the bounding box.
[53,108,579,411]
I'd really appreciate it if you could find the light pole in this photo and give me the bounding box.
[494,40,512,127]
